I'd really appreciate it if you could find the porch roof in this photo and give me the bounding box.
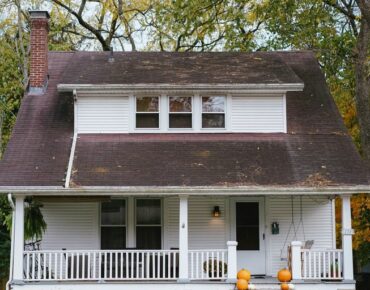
[0,51,369,190]
[69,133,368,187]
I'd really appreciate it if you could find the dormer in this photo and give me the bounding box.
[57,53,304,134]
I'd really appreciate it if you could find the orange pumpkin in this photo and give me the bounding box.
[237,269,251,281]
[277,268,292,282]
[236,279,249,290]
[281,283,289,290]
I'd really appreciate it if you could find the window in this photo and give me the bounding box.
[136,199,162,249]
[202,96,225,128]
[136,96,159,128]
[236,202,260,250]
[101,200,126,249]
[169,96,192,128]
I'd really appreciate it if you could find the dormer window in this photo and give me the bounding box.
[169,96,192,128]
[202,96,225,128]
[136,96,159,128]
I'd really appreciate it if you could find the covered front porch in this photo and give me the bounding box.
[9,194,355,290]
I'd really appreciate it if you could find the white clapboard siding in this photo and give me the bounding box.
[231,95,285,132]
[266,196,334,276]
[164,197,227,250]
[40,202,100,250]
[77,93,129,133]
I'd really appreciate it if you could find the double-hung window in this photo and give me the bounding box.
[136,96,160,128]
[202,96,226,128]
[101,200,126,249]
[136,199,162,249]
[169,96,192,128]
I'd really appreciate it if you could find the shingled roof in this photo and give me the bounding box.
[0,51,369,190]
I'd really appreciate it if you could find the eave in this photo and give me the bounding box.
[0,185,369,196]
[57,83,305,94]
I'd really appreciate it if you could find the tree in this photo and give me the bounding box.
[49,0,153,51]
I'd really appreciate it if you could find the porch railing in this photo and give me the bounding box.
[290,241,344,281]
[301,249,343,280]
[23,250,179,281]
[189,249,228,280]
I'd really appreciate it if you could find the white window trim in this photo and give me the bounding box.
[129,94,231,133]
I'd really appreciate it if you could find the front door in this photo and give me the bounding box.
[231,198,266,275]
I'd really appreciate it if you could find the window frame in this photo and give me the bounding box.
[135,96,161,130]
[168,95,193,130]
[100,198,128,250]
[201,95,227,130]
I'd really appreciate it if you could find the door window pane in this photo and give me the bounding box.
[236,202,260,250]
[202,96,225,128]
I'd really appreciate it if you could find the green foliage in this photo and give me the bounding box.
[0,196,11,279]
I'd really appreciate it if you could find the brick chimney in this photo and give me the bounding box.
[29,11,50,94]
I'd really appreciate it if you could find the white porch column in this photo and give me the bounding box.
[178,195,189,282]
[291,241,302,280]
[341,195,354,280]
[13,195,25,282]
[226,241,238,282]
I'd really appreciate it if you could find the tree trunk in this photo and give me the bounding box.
[354,17,370,164]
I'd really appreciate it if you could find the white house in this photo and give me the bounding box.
[1,10,370,290]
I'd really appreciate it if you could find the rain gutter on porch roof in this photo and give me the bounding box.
[57,83,305,93]
[1,185,369,195]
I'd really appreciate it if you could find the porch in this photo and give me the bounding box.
[9,194,355,290]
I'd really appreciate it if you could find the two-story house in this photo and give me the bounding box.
[1,11,370,290]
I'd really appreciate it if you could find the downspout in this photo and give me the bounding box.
[6,193,15,290]
[64,89,78,188]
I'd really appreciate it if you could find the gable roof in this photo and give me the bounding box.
[0,51,369,192]
[59,51,303,86]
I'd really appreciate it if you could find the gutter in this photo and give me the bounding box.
[6,194,15,290]
[57,83,305,93]
[0,185,369,196]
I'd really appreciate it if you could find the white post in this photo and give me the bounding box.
[341,195,354,280]
[291,241,302,280]
[13,195,25,282]
[227,241,238,282]
[178,195,189,282]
